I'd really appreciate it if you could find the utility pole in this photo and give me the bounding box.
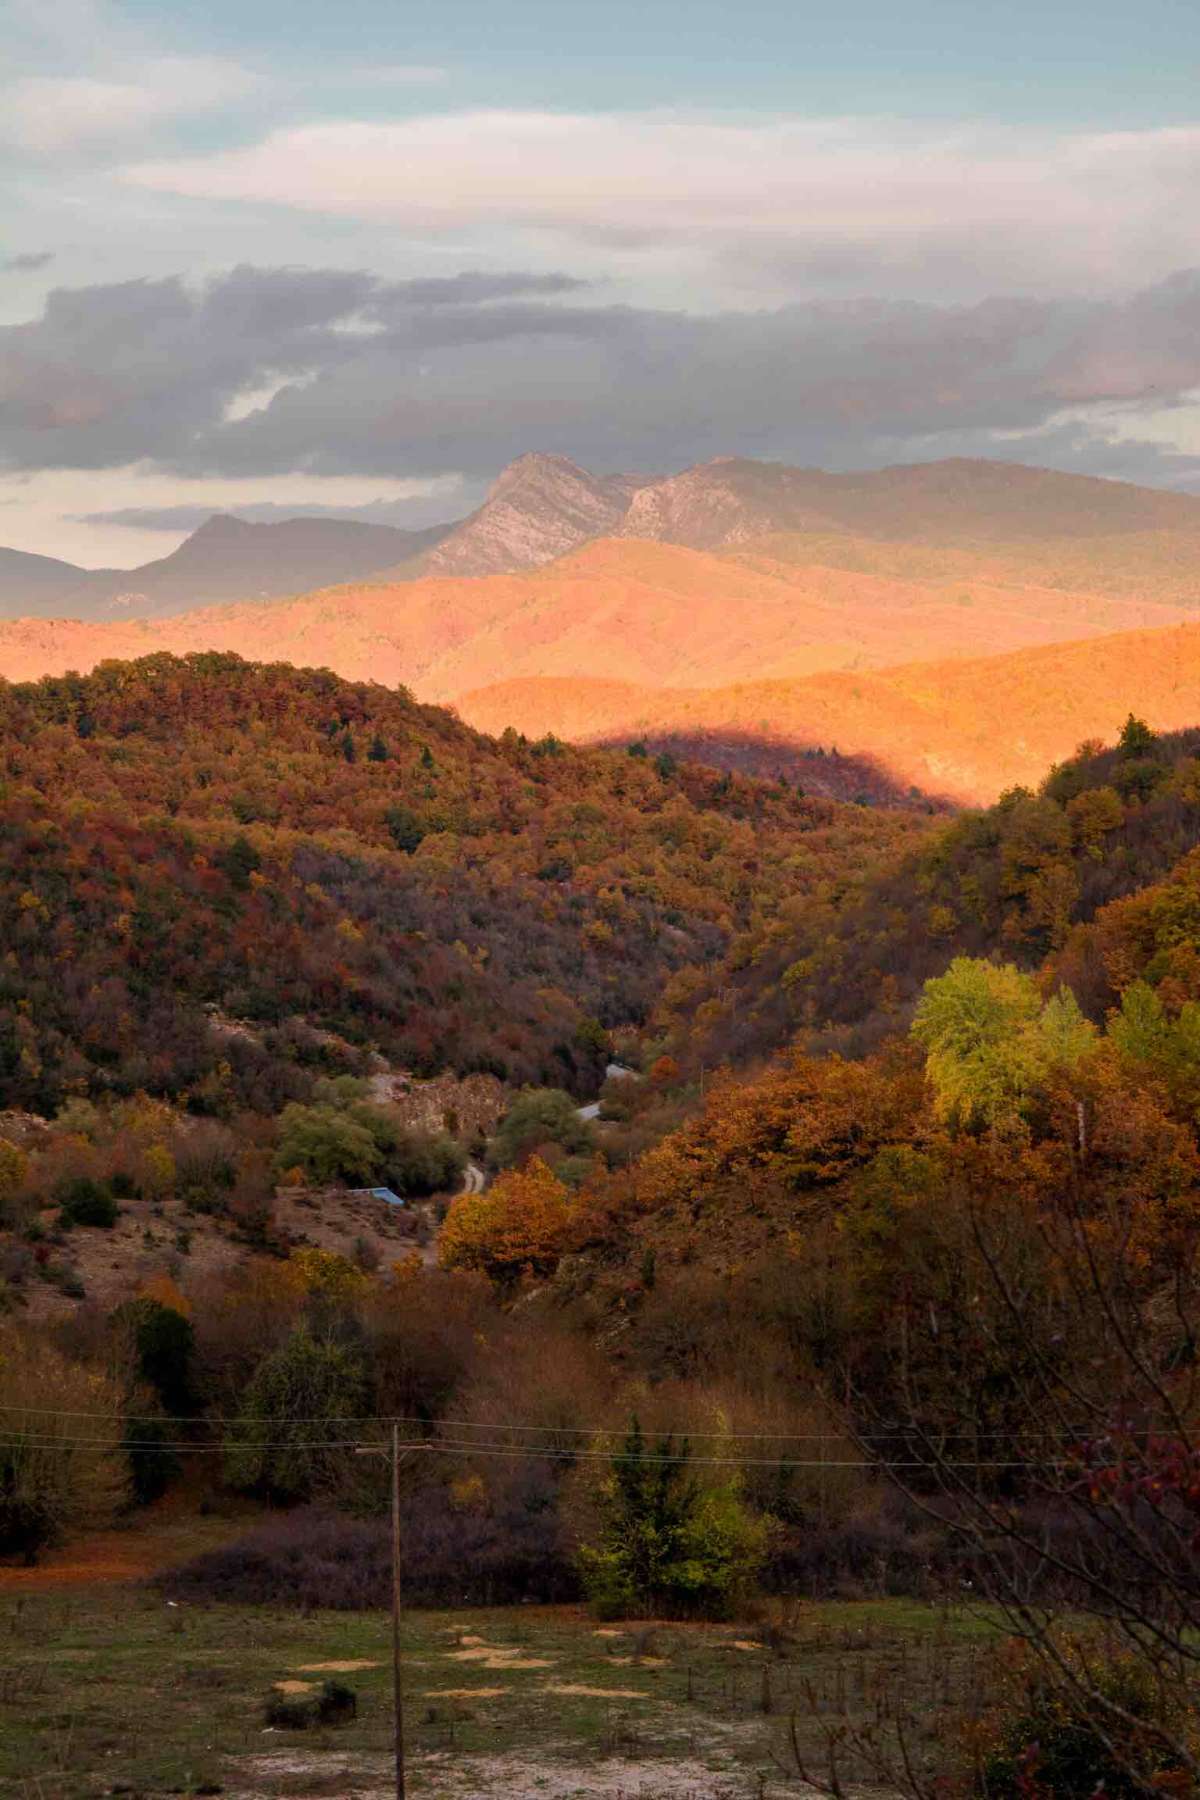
[390,1422,406,1800]
[357,1430,427,1800]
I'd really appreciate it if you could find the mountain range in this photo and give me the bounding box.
[0,514,452,621]
[6,451,1200,804]
[12,451,1200,623]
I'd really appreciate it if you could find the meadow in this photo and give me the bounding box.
[0,1579,998,1800]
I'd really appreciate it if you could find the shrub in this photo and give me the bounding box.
[979,1641,1192,1800]
[760,1494,947,1598]
[264,1691,315,1730]
[263,1679,357,1730]
[490,1089,594,1169]
[383,1129,466,1197]
[159,1488,579,1609]
[273,1103,380,1186]
[123,1408,180,1506]
[56,1176,118,1229]
[113,1296,196,1414]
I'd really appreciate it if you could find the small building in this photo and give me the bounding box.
[350,1186,405,1207]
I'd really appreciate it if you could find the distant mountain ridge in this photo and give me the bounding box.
[11,452,1200,621]
[0,514,453,622]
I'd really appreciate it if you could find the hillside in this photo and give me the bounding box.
[625,455,1200,548]
[0,534,1192,757]
[458,615,1200,805]
[0,652,924,1115]
[653,720,1200,1072]
[0,547,87,614]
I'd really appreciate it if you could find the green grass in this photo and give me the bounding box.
[0,1588,1001,1798]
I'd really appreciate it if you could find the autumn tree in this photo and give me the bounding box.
[439,1157,572,1286]
[0,1329,129,1563]
[911,957,1096,1128]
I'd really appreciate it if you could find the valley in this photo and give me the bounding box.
[5,460,1200,1800]
[9,0,1200,1787]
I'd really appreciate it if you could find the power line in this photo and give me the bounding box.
[0,1404,1106,1441]
[0,1430,1083,1472]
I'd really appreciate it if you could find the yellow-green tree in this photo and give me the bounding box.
[912,957,1096,1129]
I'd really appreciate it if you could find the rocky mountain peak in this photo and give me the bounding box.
[421,453,640,578]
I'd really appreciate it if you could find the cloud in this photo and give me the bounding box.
[346,64,448,87]
[3,252,55,273]
[5,261,1200,489]
[2,56,259,155]
[124,111,1200,300]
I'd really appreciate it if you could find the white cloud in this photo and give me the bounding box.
[3,56,259,155]
[123,110,1200,299]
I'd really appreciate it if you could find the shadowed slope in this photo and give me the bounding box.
[456,617,1200,805]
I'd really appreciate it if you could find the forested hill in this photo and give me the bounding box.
[0,652,926,1114]
[659,717,1200,1069]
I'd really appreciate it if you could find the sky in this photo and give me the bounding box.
[4,0,1200,565]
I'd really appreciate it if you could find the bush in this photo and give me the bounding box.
[160,1486,580,1609]
[384,1129,466,1198]
[123,1408,180,1506]
[56,1176,118,1229]
[760,1494,947,1598]
[980,1641,1192,1800]
[490,1089,594,1169]
[264,1679,357,1729]
[273,1103,381,1186]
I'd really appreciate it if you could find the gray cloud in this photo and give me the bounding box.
[5,262,1200,488]
[3,252,55,272]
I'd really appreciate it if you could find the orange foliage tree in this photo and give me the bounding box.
[439,1157,572,1285]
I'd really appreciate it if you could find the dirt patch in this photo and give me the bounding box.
[732,1639,763,1652]
[294,1658,381,1673]
[540,1682,650,1700]
[423,1686,510,1700]
[272,1679,314,1695]
[446,1646,555,1669]
[230,1749,754,1800]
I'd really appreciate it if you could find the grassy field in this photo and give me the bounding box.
[0,1583,1002,1799]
